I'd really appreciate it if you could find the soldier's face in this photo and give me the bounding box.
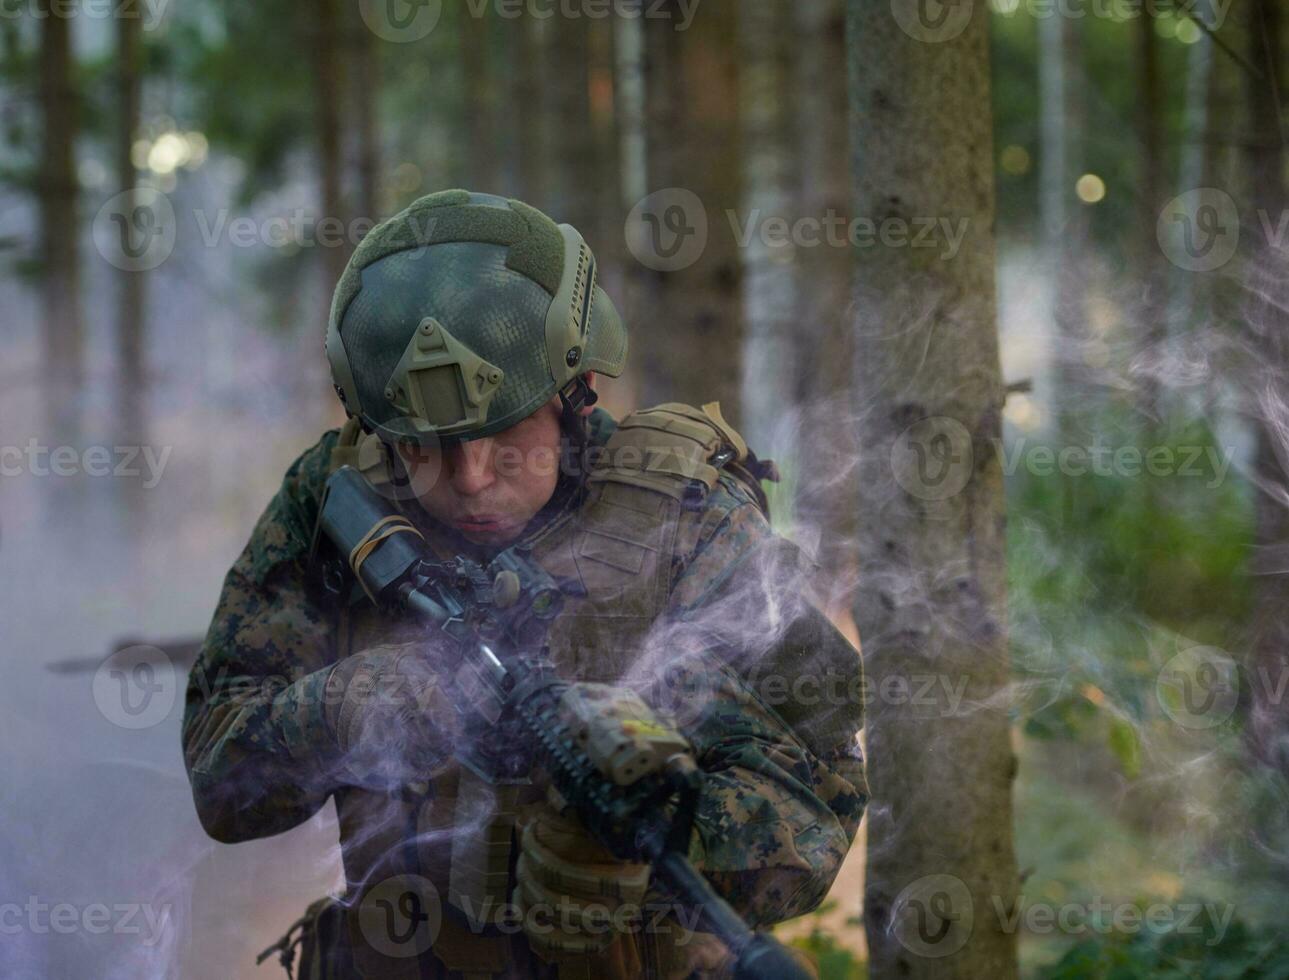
[397,395,565,545]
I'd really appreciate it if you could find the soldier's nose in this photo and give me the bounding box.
[447,438,498,496]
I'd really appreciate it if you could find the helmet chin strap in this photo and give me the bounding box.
[557,376,598,486]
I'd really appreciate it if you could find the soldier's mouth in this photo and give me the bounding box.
[455,515,510,533]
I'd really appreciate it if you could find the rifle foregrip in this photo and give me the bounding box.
[733,933,813,980]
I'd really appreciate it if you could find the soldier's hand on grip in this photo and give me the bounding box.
[322,642,459,790]
[513,791,651,957]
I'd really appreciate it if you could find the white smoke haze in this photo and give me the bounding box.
[7,81,1289,977]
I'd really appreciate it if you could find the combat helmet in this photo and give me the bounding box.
[326,190,628,447]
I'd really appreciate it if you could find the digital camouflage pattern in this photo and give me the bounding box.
[182,406,868,979]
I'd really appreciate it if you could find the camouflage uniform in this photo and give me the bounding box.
[184,186,866,979]
[183,404,867,979]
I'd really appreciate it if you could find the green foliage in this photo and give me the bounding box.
[1033,905,1289,979]
[1008,413,1254,744]
[171,0,315,204]
[787,927,868,980]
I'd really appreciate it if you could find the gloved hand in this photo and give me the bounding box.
[322,642,459,789]
[513,791,651,957]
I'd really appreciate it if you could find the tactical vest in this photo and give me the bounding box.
[314,404,809,980]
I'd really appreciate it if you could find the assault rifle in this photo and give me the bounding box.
[317,465,809,980]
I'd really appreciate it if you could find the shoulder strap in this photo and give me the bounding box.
[589,401,777,517]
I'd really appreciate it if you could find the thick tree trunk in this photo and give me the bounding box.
[639,0,742,412]
[847,4,1020,978]
[38,0,82,442]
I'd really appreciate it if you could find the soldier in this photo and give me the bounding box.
[182,190,867,979]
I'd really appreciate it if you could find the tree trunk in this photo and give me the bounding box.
[1039,12,1089,532]
[790,0,857,609]
[547,16,594,234]
[1241,0,1289,782]
[1135,10,1165,423]
[1167,14,1216,340]
[311,0,348,303]
[638,0,742,413]
[738,0,797,455]
[508,15,547,204]
[116,5,145,444]
[461,3,499,193]
[349,0,381,224]
[38,0,82,443]
[847,4,1020,978]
